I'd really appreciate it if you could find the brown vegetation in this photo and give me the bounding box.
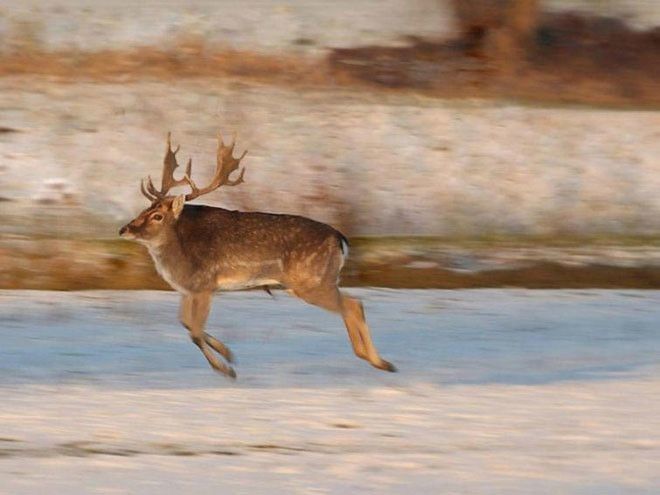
[2,237,660,290]
[351,261,660,289]
[0,8,656,106]
[330,8,660,106]
[0,46,326,85]
[451,0,539,74]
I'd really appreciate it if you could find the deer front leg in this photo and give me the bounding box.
[203,333,235,363]
[179,293,236,378]
[180,294,235,363]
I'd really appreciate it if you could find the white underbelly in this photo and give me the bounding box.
[216,277,280,291]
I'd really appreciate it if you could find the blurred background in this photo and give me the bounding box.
[1,2,660,494]
[0,0,658,290]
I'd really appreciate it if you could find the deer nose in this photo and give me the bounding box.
[119,225,128,236]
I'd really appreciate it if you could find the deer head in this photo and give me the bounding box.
[119,132,248,244]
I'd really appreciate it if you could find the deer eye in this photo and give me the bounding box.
[152,213,164,222]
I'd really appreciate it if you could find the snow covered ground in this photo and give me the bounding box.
[0,289,659,494]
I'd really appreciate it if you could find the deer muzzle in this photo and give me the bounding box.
[119,224,134,238]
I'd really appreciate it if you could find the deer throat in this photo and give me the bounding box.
[146,245,190,294]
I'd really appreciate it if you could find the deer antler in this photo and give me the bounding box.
[140,132,192,201]
[183,132,248,202]
[139,132,247,203]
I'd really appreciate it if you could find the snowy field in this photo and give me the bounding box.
[0,289,659,494]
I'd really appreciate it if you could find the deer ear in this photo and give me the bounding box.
[171,194,186,219]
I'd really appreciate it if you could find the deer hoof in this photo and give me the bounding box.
[374,359,397,373]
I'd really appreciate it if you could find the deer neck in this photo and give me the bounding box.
[144,229,192,293]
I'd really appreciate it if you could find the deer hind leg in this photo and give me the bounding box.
[340,294,396,372]
[180,293,236,378]
[293,285,396,372]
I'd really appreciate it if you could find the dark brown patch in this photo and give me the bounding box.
[56,441,104,457]
[328,10,660,106]
[332,423,360,429]
[249,444,309,453]
[172,450,197,457]
[211,450,241,456]
[343,261,660,289]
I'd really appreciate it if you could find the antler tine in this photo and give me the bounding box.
[166,131,181,155]
[185,157,192,177]
[222,131,235,153]
[135,132,201,203]
[140,178,157,201]
[138,132,192,202]
[160,132,189,193]
[184,131,248,201]
[223,151,247,186]
[145,175,162,198]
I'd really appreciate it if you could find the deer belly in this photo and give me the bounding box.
[215,276,279,291]
[215,259,283,291]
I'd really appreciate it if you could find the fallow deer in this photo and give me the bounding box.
[119,132,395,378]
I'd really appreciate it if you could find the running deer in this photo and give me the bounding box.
[119,132,396,378]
